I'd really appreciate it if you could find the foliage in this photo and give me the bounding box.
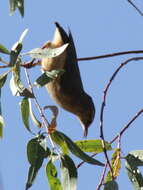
[1,3,143,190]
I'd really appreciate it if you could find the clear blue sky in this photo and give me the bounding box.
[0,1,143,190]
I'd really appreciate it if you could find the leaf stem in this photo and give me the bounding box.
[24,69,58,151]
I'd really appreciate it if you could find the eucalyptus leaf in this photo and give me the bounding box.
[61,155,77,190]
[9,0,24,17]
[0,90,4,138]
[10,28,28,66]
[104,180,119,190]
[51,132,69,155]
[29,99,41,128]
[25,165,38,190]
[9,62,34,98]
[51,131,104,166]
[20,97,32,133]
[125,150,143,190]
[0,71,9,88]
[34,69,65,87]
[10,43,22,66]
[105,148,121,183]
[46,160,62,190]
[26,137,48,189]
[27,137,47,165]
[75,139,112,153]
[0,44,10,55]
[25,43,68,59]
[0,72,7,138]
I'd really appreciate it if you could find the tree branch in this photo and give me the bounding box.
[110,109,143,144]
[77,50,143,61]
[127,0,143,16]
[99,56,143,179]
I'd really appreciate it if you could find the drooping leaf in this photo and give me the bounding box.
[19,29,28,43]
[0,44,10,55]
[20,97,32,133]
[75,139,112,153]
[9,43,22,66]
[105,148,121,183]
[51,131,104,166]
[9,28,28,66]
[46,160,62,190]
[25,43,68,59]
[29,99,41,128]
[27,137,47,165]
[51,132,69,155]
[9,62,34,98]
[61,155,77,190]
[125,150,143,190]
[34,70,65,88]
[0,72,7,138]
[104,180,119,190]
[0,90,4,138]
[9,0,24,17]
[25,165,38,190]
[0,71,9,88]
[26,137,48,189]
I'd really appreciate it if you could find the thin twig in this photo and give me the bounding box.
[24,68,50,128]
[77,56,143,169]
[77,50,143,61]
[100,104,114,178]
[76,153,97,169]
[127,0,143,16]
[96,162,108,190]
[99,56,143,179]
[21,59,41,68]
[0,65,9,68]
[110,109,143,144]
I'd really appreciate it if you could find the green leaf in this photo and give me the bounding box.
[9,29,28,66]
[9,43,22,66]
[9,0,24,17]
[25,165,38,190]
[17,0,24,17]
[25,43,68,59]
[20,97,32,133]
[105,148,121,183]
[46,160,62,190]
[125,150,143,190]
[0,88,5,137]
[51,131,104,166]
[0,90,4,138]
[0,115,4,138]
[61,155,77,190]
[27,137,47,165]
[26,137,48,189]
[75,139,112,153]
[0,71,9,89]
[0,44,10,55]
[104,180,119,190]
[10,62,34,98]
[51,131,69,155]
[29,99,42,128]
[34,70,65,88]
